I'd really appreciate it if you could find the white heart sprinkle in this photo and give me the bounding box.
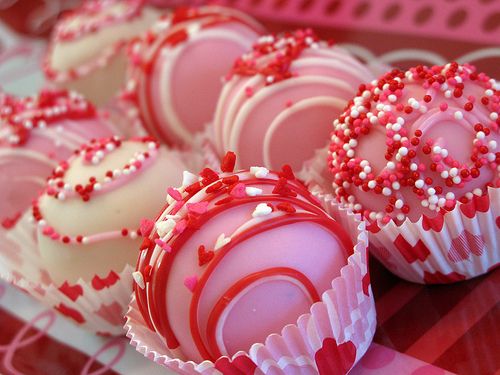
[252,203,273,218]
[214,233,231,250]
[156,219,176,237]
[182,170,198,186]
[250,166,269,178]
[245,187,263,197]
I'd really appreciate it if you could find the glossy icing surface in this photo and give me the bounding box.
[134,153,353,362]
[34,137,186,285]
[213,29,374,170]
[122,6,264,145]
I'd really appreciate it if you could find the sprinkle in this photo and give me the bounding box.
[186,201,209,215]
[154,239,172,252]
[250,166,269,178]
[182,171,198,186]
[229,183,247,198]
[156,219,175,237]
[214,233,231,250]
[183,275,198,292]
[252,203,273,217]
[132,271,145,289]
[245,187,263,196]
[198,245,214,266]
[276,202,296,213]
[167,187,182,201]
[139,218,155,237]
[221,151,236,172]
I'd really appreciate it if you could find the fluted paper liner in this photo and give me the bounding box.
[0,211,134,335]
[124,203,376,374]
[303,147,500,285]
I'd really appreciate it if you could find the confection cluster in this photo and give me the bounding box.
[0,1,497,374]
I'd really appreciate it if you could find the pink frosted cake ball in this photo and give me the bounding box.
[133,152,353,362]
[121,6,264,146]
[34,136,186,285]
[214,29,374,171]
[44,0,160,106]
[0,89,116,231]
[328,63,499,225]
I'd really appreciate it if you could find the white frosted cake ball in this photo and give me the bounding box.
[34,136,185,285]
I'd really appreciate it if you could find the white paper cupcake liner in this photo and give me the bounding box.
[303,147,500,285]
[0,211,134,335]
[124,202,376,374]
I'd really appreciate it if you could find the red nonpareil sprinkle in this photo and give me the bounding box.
[221,151,236,172]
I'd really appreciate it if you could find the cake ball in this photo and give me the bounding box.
[213,29,374,171]
[33,136,186,285]
[133,152,353,362]
[44,0,160,106]
[328,63,499,225]
[121,6,264,146]
[0,89,117,232]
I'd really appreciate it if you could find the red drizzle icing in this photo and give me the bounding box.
[134,154,353,361]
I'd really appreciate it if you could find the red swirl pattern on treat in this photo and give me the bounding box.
[214,28,374,171]
[328,63,499,225]
[134,152,354,362]
[121,6,263,146]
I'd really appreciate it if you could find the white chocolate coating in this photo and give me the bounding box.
[37,140,186,285]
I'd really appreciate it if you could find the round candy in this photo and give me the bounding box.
[44,0,160,105]
[122,6,264,146]
[0,89,116,230]
[134,152,353,362]
[34,136,186,285]
[213,29,374,171]
[328,63,499,224]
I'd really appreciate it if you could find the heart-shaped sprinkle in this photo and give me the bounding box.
[184,275,198,292]
[230,183,247,198]
[198,245,214,266]
[182,170,198,186]
[155,239,172,252]
[252,203,273,217]
[174,219,187,235]
[167,187,182,201]
[245,186,263,196]
[221,151,236,172]
[139,218,155,237]
[156,219,175,237]
[214,233,231,250]
[250,166,269,178]
[187,201,209,215]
